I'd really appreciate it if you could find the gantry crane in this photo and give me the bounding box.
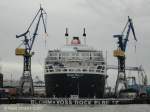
[113,16,137,96]
[15,6,47,96]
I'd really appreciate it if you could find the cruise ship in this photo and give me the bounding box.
[44,35,107,98]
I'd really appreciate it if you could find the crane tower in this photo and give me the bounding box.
[15,6,47,96]
[113,16,137,96]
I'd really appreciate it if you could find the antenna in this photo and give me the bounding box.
[83,28,86,45]
[65,28,69,45]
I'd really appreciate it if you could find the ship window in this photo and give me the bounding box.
[89,69,94,72]
[79,62,82,65]
[49,66,53,69]
[102,66,105,70]
[94,63,97,66]
[101,62,105,65]
[96,70,101,72]
[97,66,102,69]
[63,69,67,72]
[83,69,87,72]
[46,61,48,64]
[69,69,73,71]
[50,70,53,72]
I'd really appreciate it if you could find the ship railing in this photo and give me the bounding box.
[44,67,106,74]
[46,56,104,62]
[48,51,103,56]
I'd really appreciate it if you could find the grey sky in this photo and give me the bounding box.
[0,0,150,87]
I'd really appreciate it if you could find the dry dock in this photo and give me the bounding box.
[0,97,150,105]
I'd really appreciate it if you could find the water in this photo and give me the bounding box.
[0,104,150,112]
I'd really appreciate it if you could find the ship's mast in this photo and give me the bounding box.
[65,28,69,45]
[83,28,86,45]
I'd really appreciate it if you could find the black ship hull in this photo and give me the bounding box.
[44,73,106,98]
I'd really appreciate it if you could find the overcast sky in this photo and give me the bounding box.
[0,0,150,87]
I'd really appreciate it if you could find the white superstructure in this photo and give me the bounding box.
[44,37,106,75]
